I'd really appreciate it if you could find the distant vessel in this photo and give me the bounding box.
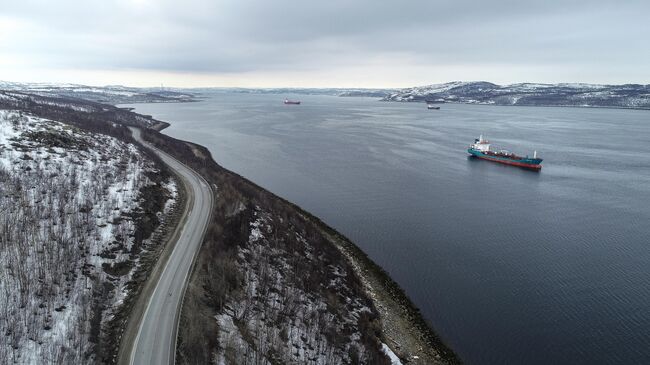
[468,135,542,170]
[427,104,440,110]
[284,99,301,105]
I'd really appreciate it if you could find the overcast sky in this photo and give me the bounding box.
[1,0,648,87]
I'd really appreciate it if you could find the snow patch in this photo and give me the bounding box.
[382,343,403,365]
[0,110,175,363]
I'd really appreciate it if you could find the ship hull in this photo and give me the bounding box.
[468,148,542,170]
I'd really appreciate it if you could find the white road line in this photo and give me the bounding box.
[127,128,213,365]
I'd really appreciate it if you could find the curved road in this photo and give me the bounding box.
[127,127,213,365]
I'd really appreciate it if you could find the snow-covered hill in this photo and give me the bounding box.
[0,90,164,129]
[381,81,650,109]
[0,110,177,363]
[0,81,196,104]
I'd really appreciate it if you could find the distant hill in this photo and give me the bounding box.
[4,81,649,109]
[0,81,196,104]
[380,81,650,109]
[207,87,397,97]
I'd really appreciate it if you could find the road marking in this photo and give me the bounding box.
[127,128,214,365]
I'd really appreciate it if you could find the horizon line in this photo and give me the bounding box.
[2,79,650,90]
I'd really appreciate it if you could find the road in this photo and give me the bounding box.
[125,127,213,365]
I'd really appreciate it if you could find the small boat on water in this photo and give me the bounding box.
[284,99,301,105]
[427,104,440,110]
[468,135,543,170]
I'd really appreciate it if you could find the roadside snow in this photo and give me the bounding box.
[382,343,403,365]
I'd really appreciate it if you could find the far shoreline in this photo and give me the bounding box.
[118,93,650,113]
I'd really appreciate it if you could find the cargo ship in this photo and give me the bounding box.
[284,99,301,105]
[468,135,543,170]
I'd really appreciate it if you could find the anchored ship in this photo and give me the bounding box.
[427,104,441,110]
[284,99,301,105]
[468,135,543,170]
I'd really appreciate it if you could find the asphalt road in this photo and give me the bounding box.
[127,127,213,365]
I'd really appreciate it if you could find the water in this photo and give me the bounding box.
[124,93,650,364]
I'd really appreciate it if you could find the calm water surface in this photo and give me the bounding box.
[125,94,650,364]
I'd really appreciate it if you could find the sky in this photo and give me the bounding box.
[0,0,649,88]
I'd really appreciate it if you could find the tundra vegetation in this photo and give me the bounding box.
[185,204,390,364]
[0,108,177,363]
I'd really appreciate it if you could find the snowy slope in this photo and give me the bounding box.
[0,110,176,364]
[0,90,162,129]
[382,81,650,108]
[211,208,383,364]
[0,81,196,104]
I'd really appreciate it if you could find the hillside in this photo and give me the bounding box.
[0,82,196,105]
[0,90,170,131]
[0,110,179,363]
[380,81,650,109]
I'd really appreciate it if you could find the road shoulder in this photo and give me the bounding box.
[116,128,195,365]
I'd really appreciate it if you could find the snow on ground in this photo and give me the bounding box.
[210,208,384,364]
[382,343,403,365]
[72,88,137,97]
[1,82,196,105]
[160,179,178,215]
[557,82,609,89]
[0,90,99,113]
[0,81,82,90]
[0,110,176,364]
[409,81,474,95]
[383,81,650,108]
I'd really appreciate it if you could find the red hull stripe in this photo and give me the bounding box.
[476,155,542,170]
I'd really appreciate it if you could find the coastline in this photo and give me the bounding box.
[143,122,461,364]
[3,89,460,363]
[377,99,650,111]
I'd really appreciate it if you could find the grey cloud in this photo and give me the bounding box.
[2,0,649,82]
